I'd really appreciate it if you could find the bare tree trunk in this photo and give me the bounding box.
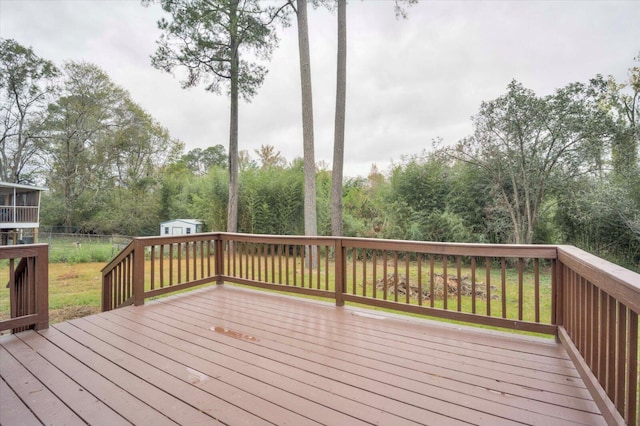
[331,0,346,237]
[227,0,239,233]
[296,0,317,265]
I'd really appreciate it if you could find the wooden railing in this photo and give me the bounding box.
[0,244,49,334]
[102,233,558,333]
[102,232,640,424]
[101,234,220,311]
[557,245,639,426]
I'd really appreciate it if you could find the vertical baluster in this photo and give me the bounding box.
[206,240,211,277]
[456,256,461,312]
[405,253,410,304]
[293,245,299,286]
[185,241,190,282]
[598,289,608,386]
[606,295,616,397]
[285,244,290,286]
[501,257,507,319]
[471,257,476,314]
[625,310,638,425]
[8,258,16,318]
[518,258,524,320]
[316,246,321,290]
[301,245,305,288]
[192,241,197,280]
[372,250,378,297]
[417,254,422,306]
[198,240,203,280]
[363,249,367,297]
[534,259,540,322]
[263,244,268,282]
[393,252,399,303]
[585,281,593,369]
[160,245,164,288]
[615,303,627,412]
[150,245,155,290]
[324,246,329,291]
[308,246,313,289]
[429,254,435,308]
[442,256,448,310]
[271,244,276,283]
[352,248,357,295]
[253,243,258,281]
[577,275,583,353]
[485,257,491,317]
[383,251,388,301]
[178,242,183,284]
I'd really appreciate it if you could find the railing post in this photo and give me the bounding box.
[554,257,564,330]
[133,239,145,306]
[335,238,344,306]
[35,245,49,330]
[102,273,112,311]
[215,236,224,285]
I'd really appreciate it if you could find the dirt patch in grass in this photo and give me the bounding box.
[57,270,80,280]
[50,305,101,324]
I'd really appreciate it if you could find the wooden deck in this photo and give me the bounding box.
[1,285,605,425]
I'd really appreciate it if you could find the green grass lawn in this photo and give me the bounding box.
[0,262,104,324]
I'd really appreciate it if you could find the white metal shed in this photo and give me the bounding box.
[160,219,203,236]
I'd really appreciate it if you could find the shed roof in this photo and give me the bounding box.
[160,219,202,226]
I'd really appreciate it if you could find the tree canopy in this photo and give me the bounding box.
[0,38,58,183]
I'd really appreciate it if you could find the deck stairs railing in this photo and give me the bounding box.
[0,244,49,333]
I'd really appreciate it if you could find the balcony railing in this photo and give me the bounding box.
[101,232,638,424]
[0,244,49,333]
[0,206,39,224]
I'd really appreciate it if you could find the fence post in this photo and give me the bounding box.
[35,245,49,330]
[335,239,344,306]
[133,239,145,306]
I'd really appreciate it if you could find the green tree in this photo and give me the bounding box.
[0,38,58,183]
[181,145,227,175]
[147,0,286,233]
[43,61,178,235]
[44,62,128,231]
[384,154,452,241]
[112,98,181,187]
[589,53,639,185]
[238,161,303,234]
[454,80,606,245]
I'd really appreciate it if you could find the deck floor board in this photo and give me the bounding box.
[1,285,606,425]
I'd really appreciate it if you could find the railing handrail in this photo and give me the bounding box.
[556,244,639,425]
[100,239,135,273]
[102,232,560,311]
[558,244,640,314]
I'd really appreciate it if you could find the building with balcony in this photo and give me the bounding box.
[0,181,46,245]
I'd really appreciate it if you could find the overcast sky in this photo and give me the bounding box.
[1,1,639,177]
